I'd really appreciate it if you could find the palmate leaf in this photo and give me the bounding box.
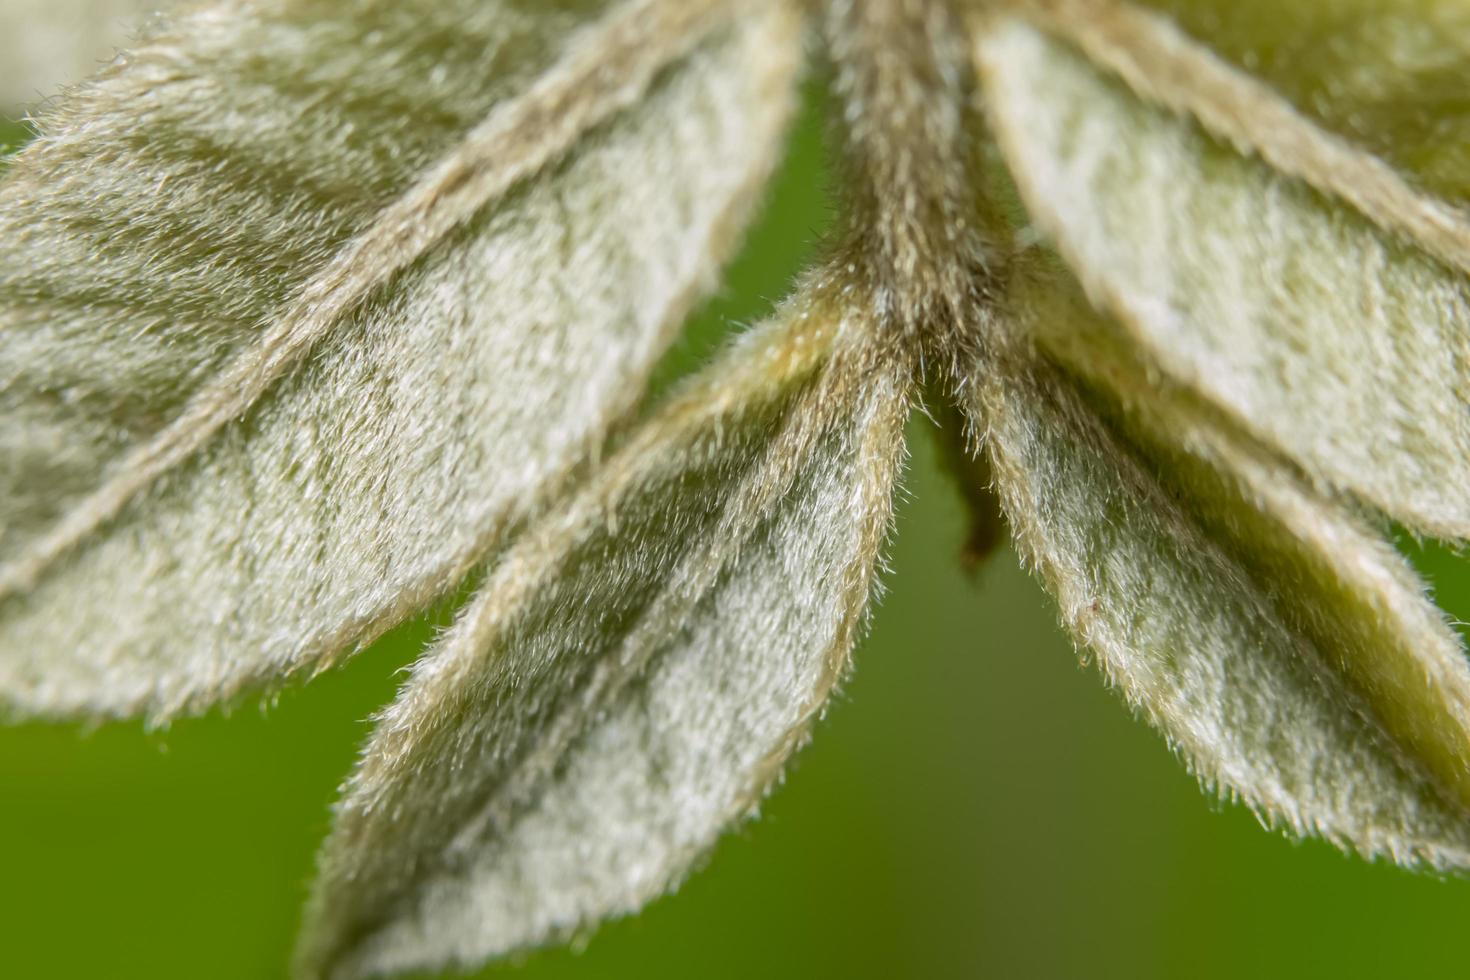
[0,0,803,720]
[977,0,1470,538]
[974,264,1470,865]
[297,285,912,979]
[0,0,157,110]
[9,0,1470,974]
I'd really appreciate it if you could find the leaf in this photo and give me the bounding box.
[295,285,912,980]
[0,0,157,110]
[973,268,1470,866]
[975,1,1470,538]
[0,0,803,721]
[1132,0,1470,208]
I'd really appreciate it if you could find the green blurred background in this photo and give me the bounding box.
[4,79,1470,980]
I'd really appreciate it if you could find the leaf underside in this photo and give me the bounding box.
[980,2,1470,539]
[0,0,802,721]
[973,254,1470,868]
[7,1,1470,977]
[1136,0,1470,209]
[297,290,911,979]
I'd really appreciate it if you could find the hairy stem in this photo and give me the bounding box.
[823,0,1006,378]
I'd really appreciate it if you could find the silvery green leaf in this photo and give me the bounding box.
[1134,0,1470,205]
[297,288,912,980]
[0,0,803,721]
[975,0,1470,538]
[0,0,157,110]
[974,266,1470,866]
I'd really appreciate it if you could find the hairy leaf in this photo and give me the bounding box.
[1134,0,1470,208]
[0,0,157,110]
[297,287,912,979]
[977,2,1470,538]
[975,271,1470,865]
[0,0,803,720]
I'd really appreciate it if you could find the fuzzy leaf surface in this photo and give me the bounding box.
[1135,0,1470,205]
[979,4,1470,537]
[0,0,802,719]
[975,273,1470,866]
[298,290,911,979]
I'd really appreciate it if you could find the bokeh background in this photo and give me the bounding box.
[4,77,1470,980]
